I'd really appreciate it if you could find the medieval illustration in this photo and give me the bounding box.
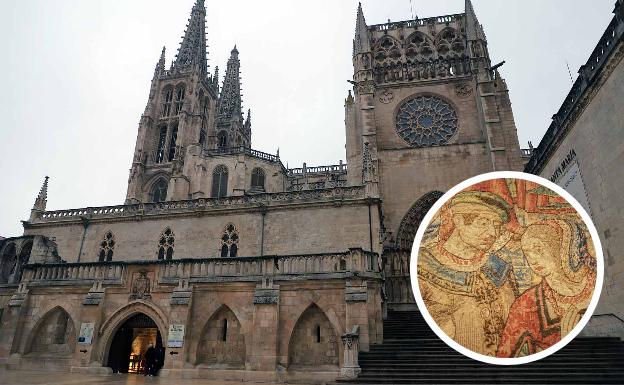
[417,178,597,358]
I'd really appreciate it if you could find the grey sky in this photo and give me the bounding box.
[0,0,615,237]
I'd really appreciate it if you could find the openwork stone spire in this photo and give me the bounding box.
[217,46,243,124]
[353,3,370,56]
[33,176,49,211]
[172,0,208,74]
[155,46,166,75]
[465,0,486,41]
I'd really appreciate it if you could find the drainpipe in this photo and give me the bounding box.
[77,216,90,263]
[260,205,267,256]
[367,198,374,252]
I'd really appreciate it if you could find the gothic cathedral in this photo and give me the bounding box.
[0,1,525,382]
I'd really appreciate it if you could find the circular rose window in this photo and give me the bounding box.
[395,95,458,147]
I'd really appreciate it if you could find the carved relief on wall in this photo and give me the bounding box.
[414,177,600,360]
[129,270,152,301]
[454,82,472,98]
[378,89,394,104]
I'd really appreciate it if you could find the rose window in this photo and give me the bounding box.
[395,95,458,147]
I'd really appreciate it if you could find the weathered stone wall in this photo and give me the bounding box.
[536,47,624,317]
[0,257,382,383]
[24,201,380,263]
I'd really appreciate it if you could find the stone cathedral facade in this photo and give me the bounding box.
[0,1,524,382]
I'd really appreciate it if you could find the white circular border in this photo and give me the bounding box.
[409,171,604,366]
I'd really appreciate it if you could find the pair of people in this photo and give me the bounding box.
[417,189,596,357]
[144,344,159,376]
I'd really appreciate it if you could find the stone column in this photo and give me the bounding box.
[248,278,279,371]
[74,281,109,374]
[160,279,193,377]
[345,278,370,351]
[0,284,29,367]
[340,325,361,379]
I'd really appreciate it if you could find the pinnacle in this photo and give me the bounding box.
[33,176,49,212]
[354,2,370,55]
[172,0,208,74]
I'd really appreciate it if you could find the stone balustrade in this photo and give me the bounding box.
[159,249,380,283]
[30,186,366,224]
[19,249,380,287]
[287,162,348,176]
[23,263,126,286]
[369,13,463,31]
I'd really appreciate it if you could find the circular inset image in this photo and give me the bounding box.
[410,171,603,365]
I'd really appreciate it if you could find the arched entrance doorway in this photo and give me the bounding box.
[386,191,443,304]
[107,313,165,374]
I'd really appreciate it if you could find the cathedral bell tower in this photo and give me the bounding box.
[345,1,524,253]
[125,0,219,204]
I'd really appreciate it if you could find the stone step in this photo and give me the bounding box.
[345,310,624,384]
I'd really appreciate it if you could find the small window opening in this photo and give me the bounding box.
[222,318,228,342]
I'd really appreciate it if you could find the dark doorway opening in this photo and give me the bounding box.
[107,313,165,374]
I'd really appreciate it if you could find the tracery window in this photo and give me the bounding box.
[211,165,228,198]
[217,131,228,149]
[174,86,185,115]
[98,231,115,262]
[220,224,239,258]
[156,125,167,163]
[151,179,168,203]
[395,95,458,147]
[250,168,265,192]
[158,228,175,260]
[162,88,173,117]
[373,36,402,65]
[435,28,465,58]
[405,32,434,60]
[168,123,178,161]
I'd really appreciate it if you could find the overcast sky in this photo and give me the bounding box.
[0,0,616,237]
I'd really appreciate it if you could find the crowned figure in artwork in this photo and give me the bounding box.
[496,220,596,357]
[417,189,519,356]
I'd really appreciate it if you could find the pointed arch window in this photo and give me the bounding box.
[151,179,168,202]
[162,88,173,117]
[174,86,185,115]
[156,125,167,163]
[220,224,239,258]
[217,131,228,149]
[211,165,228,198]
[250,168,265,192]
[98,231,115,262]
[168,123,178,161]
[158,228,175,260]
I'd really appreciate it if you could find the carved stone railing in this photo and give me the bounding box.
[525,4,624,173]
[18,250,380,287]
[30,186,366,224]
[159,249,380,284]
[373,57,472,85]
[203,146,281,163]
[369,13,463,31]
[288,162,348,176]
[520,148,533,158]
[23,262,126,286]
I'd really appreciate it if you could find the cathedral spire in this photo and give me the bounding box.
[465,0,486,41]
[172,0,208,74]
[155,46,166,76]
[33,176,49,211]
[353,2,370,56]
[217,46,243,125]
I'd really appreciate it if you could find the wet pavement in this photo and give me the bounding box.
[0,369,308,385]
